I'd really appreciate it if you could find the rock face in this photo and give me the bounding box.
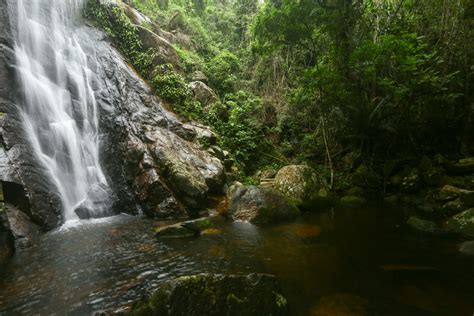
[227,184,300,224]
[129,274,288,316]
[446,208,474,238]
[86,26,226,217]
[1,0,63,235]
[274,165,331,210]
[189,81,219,106]
[0,205,14,263]
[0,0,227,235]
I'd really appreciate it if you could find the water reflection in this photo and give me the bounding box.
[0,208,473,315]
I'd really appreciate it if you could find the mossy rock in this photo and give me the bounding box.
[339,195,367,208]
[274,165,332,210]
[407,216,443,235]
[228,185,300,225]
[129,273,288,316]
[446,208,474,238]
[155,217,214,239]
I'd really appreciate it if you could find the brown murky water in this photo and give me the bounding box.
[0,207,473,315]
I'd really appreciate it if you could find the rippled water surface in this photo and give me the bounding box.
[1,208,473,315]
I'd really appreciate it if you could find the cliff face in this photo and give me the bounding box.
[1,0,63,231]
[0,0,226,249]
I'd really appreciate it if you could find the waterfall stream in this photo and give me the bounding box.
[10,0,110,221]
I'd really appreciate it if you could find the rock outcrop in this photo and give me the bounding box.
[446,208,474,238]
[274,165,332,210]
[0,0,227,238]
[189,81,219,107]
[226,183,300,224]
[1,0,63,237]
[129,274,288,316]
[82,24,226,217]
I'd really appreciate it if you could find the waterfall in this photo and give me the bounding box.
[10,0,110,221]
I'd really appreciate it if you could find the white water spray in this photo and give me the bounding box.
[10,0,110,220]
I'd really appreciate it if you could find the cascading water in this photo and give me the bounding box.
[10,0,110,221]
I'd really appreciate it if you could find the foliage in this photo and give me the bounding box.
[86,0,474,179]
[206,51,241,95]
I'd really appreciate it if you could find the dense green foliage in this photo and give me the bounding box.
[86,0,474,183]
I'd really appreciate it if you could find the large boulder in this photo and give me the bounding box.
[136,26,181,70]
[189,81,219,107]
[274,165,331,210]
[74,183,113,219]
[446,208,474,238]
[4,204,41,249]
[129,274,288,316]
[227,185,300,224]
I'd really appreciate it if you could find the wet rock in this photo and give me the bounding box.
[442,199,464,214]
[274,165,332,210]
[434,185,474,206]
[4,204,41,249]
[339,195,367,208]
[227,185,300,225]
[1,2,62,229]
[0,206,14,263]
[407,216,444,235]
[459,241,474,255]
[446,208,474,238]
[129,273,288,316]
[74,183,113,219]
[73,22,226,217]
[155,217,213,239]
[189,81,218,106]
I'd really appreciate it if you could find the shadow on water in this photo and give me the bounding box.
[0,208,473,315]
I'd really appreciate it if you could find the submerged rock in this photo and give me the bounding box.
[407,216,444,235]
[129,273,288,316]
[274,165,331,210]
[227,185,300,225]
[155,217,213,239]
[446,208,474,238]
